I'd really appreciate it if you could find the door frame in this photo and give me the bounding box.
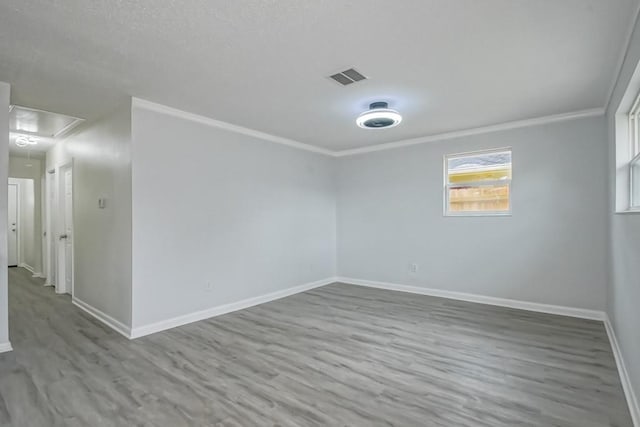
[40,173,47,283]
[52,161,74,296]
[7,179,20,268]
[45,168,56,287]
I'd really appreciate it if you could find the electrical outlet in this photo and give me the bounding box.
[409,263,419,274]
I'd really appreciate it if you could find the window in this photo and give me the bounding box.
[444,148,512,216]
[629,94,640,209]
[631,154,640,208]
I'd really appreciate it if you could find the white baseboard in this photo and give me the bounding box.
[72,297,132,339]
[18,263,35,275]
[0,342,12,353]
[336,277,606,321]
[605,315,640,427]
[336,278,640,423]
[130,277,337,339]
[18,264,45,279]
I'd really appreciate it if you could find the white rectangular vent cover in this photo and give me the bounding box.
[329,68,367,86]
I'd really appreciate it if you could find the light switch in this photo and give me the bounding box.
[98,198,106,209]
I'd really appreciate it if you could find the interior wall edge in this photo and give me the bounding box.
[48,101,133,327]
[605,314,640,427]
[72,297,132,339]
[605,2,640,418]
[0,81,11,345]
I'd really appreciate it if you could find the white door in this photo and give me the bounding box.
[56,167,73,295]
[7,184,18,267]
[46,170,56,286]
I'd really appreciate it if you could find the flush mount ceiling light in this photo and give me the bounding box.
[356,102,402,129]
[14,134,39,148]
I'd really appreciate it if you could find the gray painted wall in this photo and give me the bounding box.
[0,82,9,347]
[47,104,133,327]
[130,105,336,328]
[337,116,609,310]
[607,10,640,409]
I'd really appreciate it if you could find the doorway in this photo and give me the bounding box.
[7,183,18,267]
[45,169,55,287]
[55,164,73,295]
[7,178,36,270]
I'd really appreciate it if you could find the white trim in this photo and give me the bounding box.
[72,297,132,339]
[616,209,640,215]
[18,263,35,275]
[336,277,606,320]
[604,314,640,427]
[16,265,44,279]
[131,98,605,158]
[0,342,12,353]
[130,277,337,339]
[45,169,54,288]
[606,1,640,112]
[7,179,21,267]
[132,98,334,156]
[444,211,512,218]
[334,109,604,157]
[19,265,46,280]
[631,151,640,209]
[55,162,74,296]
[52,117,85,139]
[444,147,513,217]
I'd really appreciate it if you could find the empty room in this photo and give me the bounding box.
[0,1,639,426]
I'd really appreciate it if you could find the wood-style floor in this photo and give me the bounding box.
[0,267,632,426]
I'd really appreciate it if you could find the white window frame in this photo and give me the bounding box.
[628,93,640,210]
[444,147,512,217]
[630,153,640,209]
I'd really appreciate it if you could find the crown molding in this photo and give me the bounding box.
[132,98,334,156]
[333,108,605,157]
[605,0,640,113]
[132,98,604,158]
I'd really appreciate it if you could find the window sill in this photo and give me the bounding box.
[444,212,512,217]
[615,209,640,215]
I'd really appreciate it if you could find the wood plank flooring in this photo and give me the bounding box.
[0,267,633,426]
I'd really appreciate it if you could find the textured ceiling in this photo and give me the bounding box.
[0,0,637,151]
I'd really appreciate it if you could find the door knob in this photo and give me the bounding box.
[11,229,15,232]
[59,234,68,240]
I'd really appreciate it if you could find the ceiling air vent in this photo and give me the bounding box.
[329,68,367,86]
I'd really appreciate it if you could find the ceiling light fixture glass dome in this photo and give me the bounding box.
[356,102,402,129]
